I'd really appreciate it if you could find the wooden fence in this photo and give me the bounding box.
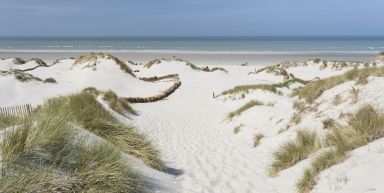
[0,104,32,116]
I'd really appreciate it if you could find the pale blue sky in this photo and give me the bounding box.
[1,0,384,36]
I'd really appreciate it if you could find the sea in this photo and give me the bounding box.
[0,36,384,52]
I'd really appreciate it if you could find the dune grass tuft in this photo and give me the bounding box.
[220,77,307,97]
[228,100,264,119]
[1,113,143,192]
[253,134,264,148]
[297,105,384,193]
[322,118,335,129]
[269,130,318,177]
[103,90,136,115]
[0,115,21,130]
[292,67,384,103]
[42,92,163,170]
[43,77,57,83]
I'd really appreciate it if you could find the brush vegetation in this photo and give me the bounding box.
[292,67,384,103]
[269,130,319,177]
[297,105,384,193]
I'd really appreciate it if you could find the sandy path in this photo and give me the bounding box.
[131,74,278,193]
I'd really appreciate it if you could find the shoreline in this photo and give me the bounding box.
[0,50,377,66]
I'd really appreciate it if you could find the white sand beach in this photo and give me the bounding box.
[1,51,384,193]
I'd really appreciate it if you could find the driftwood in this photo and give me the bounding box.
[125,74,181,103]
[0,104,32,116]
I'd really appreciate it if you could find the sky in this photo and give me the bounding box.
[1,0,384,36]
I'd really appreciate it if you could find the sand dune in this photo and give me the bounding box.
[1,53,384,193]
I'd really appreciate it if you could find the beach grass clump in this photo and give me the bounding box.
[292,67,384,103]
[220,77,308,97]
[290,113,302,125]
[297,105,384,193]
[322,118,335,129]
[0,115,21,130]
[332,94,342,105]
[297,148,347,193]
[292,100,307,113]
[13,71,42,82]
[144,59,162,68]
[43,77,57,83]
[269,130,318,177]
[82,86,101,95]
[73,52,136,77]
[42,92,163,170]
[1,113,143,192]
[228,100,264,119]
[233,124,244,134]
[253,134,264,148]
[103,90,136,115]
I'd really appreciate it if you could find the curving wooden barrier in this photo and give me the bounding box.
[125,74,181,103]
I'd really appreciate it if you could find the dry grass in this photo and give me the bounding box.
[1,114,143,192]
[290,113,302,125]
[322,118,335,129]
[0,115,20,130]
[13,71,42,82]
[220,77,308,97]
[228,100,264,119]
[269,130,319,177]
[253,134,264,148]
[103,90,136,115]
[73,52,136,77]
[43,77,57,83]
[350,87,359,104]
[292,101,307,113]
[297,105,384,193]
[292,67,384,103]
[41,92,163,170]
[332,94,342,105]
[144,59,162,68]
[233,124,244,134]
[355,76,368,85]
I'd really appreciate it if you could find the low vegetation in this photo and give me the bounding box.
[43,77,57,83]
[253,134,264,147]
[103,90,136,115]
[42,92,163,170]
[73,52,136,77]
[322,118,335,129]
[228,100,264,119]
[144,59,162,68]
[1,113,143,192]
[220,77,307,97]
[0,115,20,130]
[233,124,244,134]
[269,130,319,177]
[297,105,384,193]
[13,71,42,82]
[292,67,384,103]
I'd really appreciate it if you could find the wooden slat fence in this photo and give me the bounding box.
[0,104,32,116]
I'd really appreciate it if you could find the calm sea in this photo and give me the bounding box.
[0,36,384,52]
